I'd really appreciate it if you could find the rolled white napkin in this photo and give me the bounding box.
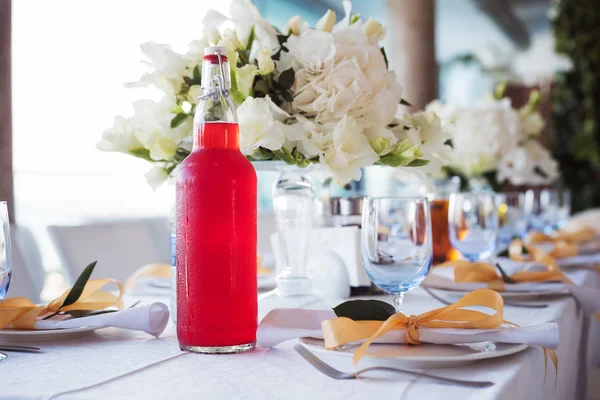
[424,264,600,317]
[34,302,170,337]
[257,308,559,349]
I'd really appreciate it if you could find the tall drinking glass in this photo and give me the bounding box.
[525,189,559,233]
[361,197,433,311]
[448,192,498,261]
[494,192,529,249]
[0,202,12,300]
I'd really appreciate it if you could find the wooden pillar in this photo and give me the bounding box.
[387,0,437,112]
[0,0,14,222]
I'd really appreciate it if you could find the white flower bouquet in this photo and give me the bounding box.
[97,0,452,188]
[428,87,560,187]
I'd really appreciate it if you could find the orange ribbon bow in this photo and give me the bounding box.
[0,279,124,330]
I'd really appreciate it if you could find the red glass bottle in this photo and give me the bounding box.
[176,46,258,353]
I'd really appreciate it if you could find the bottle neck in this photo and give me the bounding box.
[194,56,239,150]
[195,121,240,150]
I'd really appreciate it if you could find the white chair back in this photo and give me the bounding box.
[48,218,170,285]
[8,226,45,303]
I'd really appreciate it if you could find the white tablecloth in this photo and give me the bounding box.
[2,268,599,400]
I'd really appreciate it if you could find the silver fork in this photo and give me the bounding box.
[294,344,494,388]
[0,344,42,353]
[423,286,548,308]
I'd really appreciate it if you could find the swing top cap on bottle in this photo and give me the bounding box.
[203,46,228,64]
[201,46,230,89]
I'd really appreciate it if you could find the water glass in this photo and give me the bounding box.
[0,202,12,300]
[361,197,433,311]
[525,189,559,233]
[448,192,498,261]
[494,192,529,249]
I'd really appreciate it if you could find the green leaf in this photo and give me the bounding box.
[407,159,430,167]
[281,90,294,102]
[350,14,361,25]
[62,261,97,309]
[400,98,412,107]
[193,65,201,82]
[248,147,275,161]
[253,79,269,95]
[246,26,255,51]
[495,263,516,284]
[277,34,290,46]
[278,68,295,90]
[381,47,389,69]
[333,300,396,321]
[171,113,189,129]
[128,148,153,162]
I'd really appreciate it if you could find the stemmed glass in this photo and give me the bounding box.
[556,191,572,229]
[494,192,529,250]
[361,197,433,311]
[0,201,12,300]
[448,192,499,261]
[525,189,560,233]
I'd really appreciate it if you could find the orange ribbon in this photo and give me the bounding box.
[527,228,597,245]
[321,289,557,375]
[510,237,578,261]
[0,279,124,329]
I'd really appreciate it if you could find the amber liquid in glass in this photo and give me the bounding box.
[430,199,453,263]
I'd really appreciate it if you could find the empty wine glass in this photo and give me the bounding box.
[525,189,559,233]
[361,197,433,311]
[494,192,529,250]
[448,192,499,261]
[0,201,12,300]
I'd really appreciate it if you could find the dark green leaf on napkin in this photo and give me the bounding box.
[333,299,396,321]
[62,261,97,308]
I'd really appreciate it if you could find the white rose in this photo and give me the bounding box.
[145,167,169,190]
[363,126,398,156]
[256,48,275,75]
[218,29,242,53]
[228,0,278,51]
[130,98,190,161]
[402,111,454,173]
[362,18,387,44]
[236,64,258,99]
[125,42,188,96]
[97,116,142,154]
[284,115,332,158]
[320,115,379,183]
[238,96,289,155]
[316,10,336,33]
[284,16,302,36]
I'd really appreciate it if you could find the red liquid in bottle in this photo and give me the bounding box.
[176,121,258,349]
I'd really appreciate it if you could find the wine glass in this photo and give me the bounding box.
[494,192,529,250]
[448,192,498,261]
[525,189,559,233]
[0,201,12,300]
[361,197,433,311]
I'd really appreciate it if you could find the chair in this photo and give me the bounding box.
[48,218,170,285]
[8,226,46,303]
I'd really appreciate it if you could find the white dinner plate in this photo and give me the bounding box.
[0,326,100,342]
[299,337,528,369]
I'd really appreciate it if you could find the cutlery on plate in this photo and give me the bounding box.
[423,286,548,309]
[293,344,494,388]
[0,344,42,353]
